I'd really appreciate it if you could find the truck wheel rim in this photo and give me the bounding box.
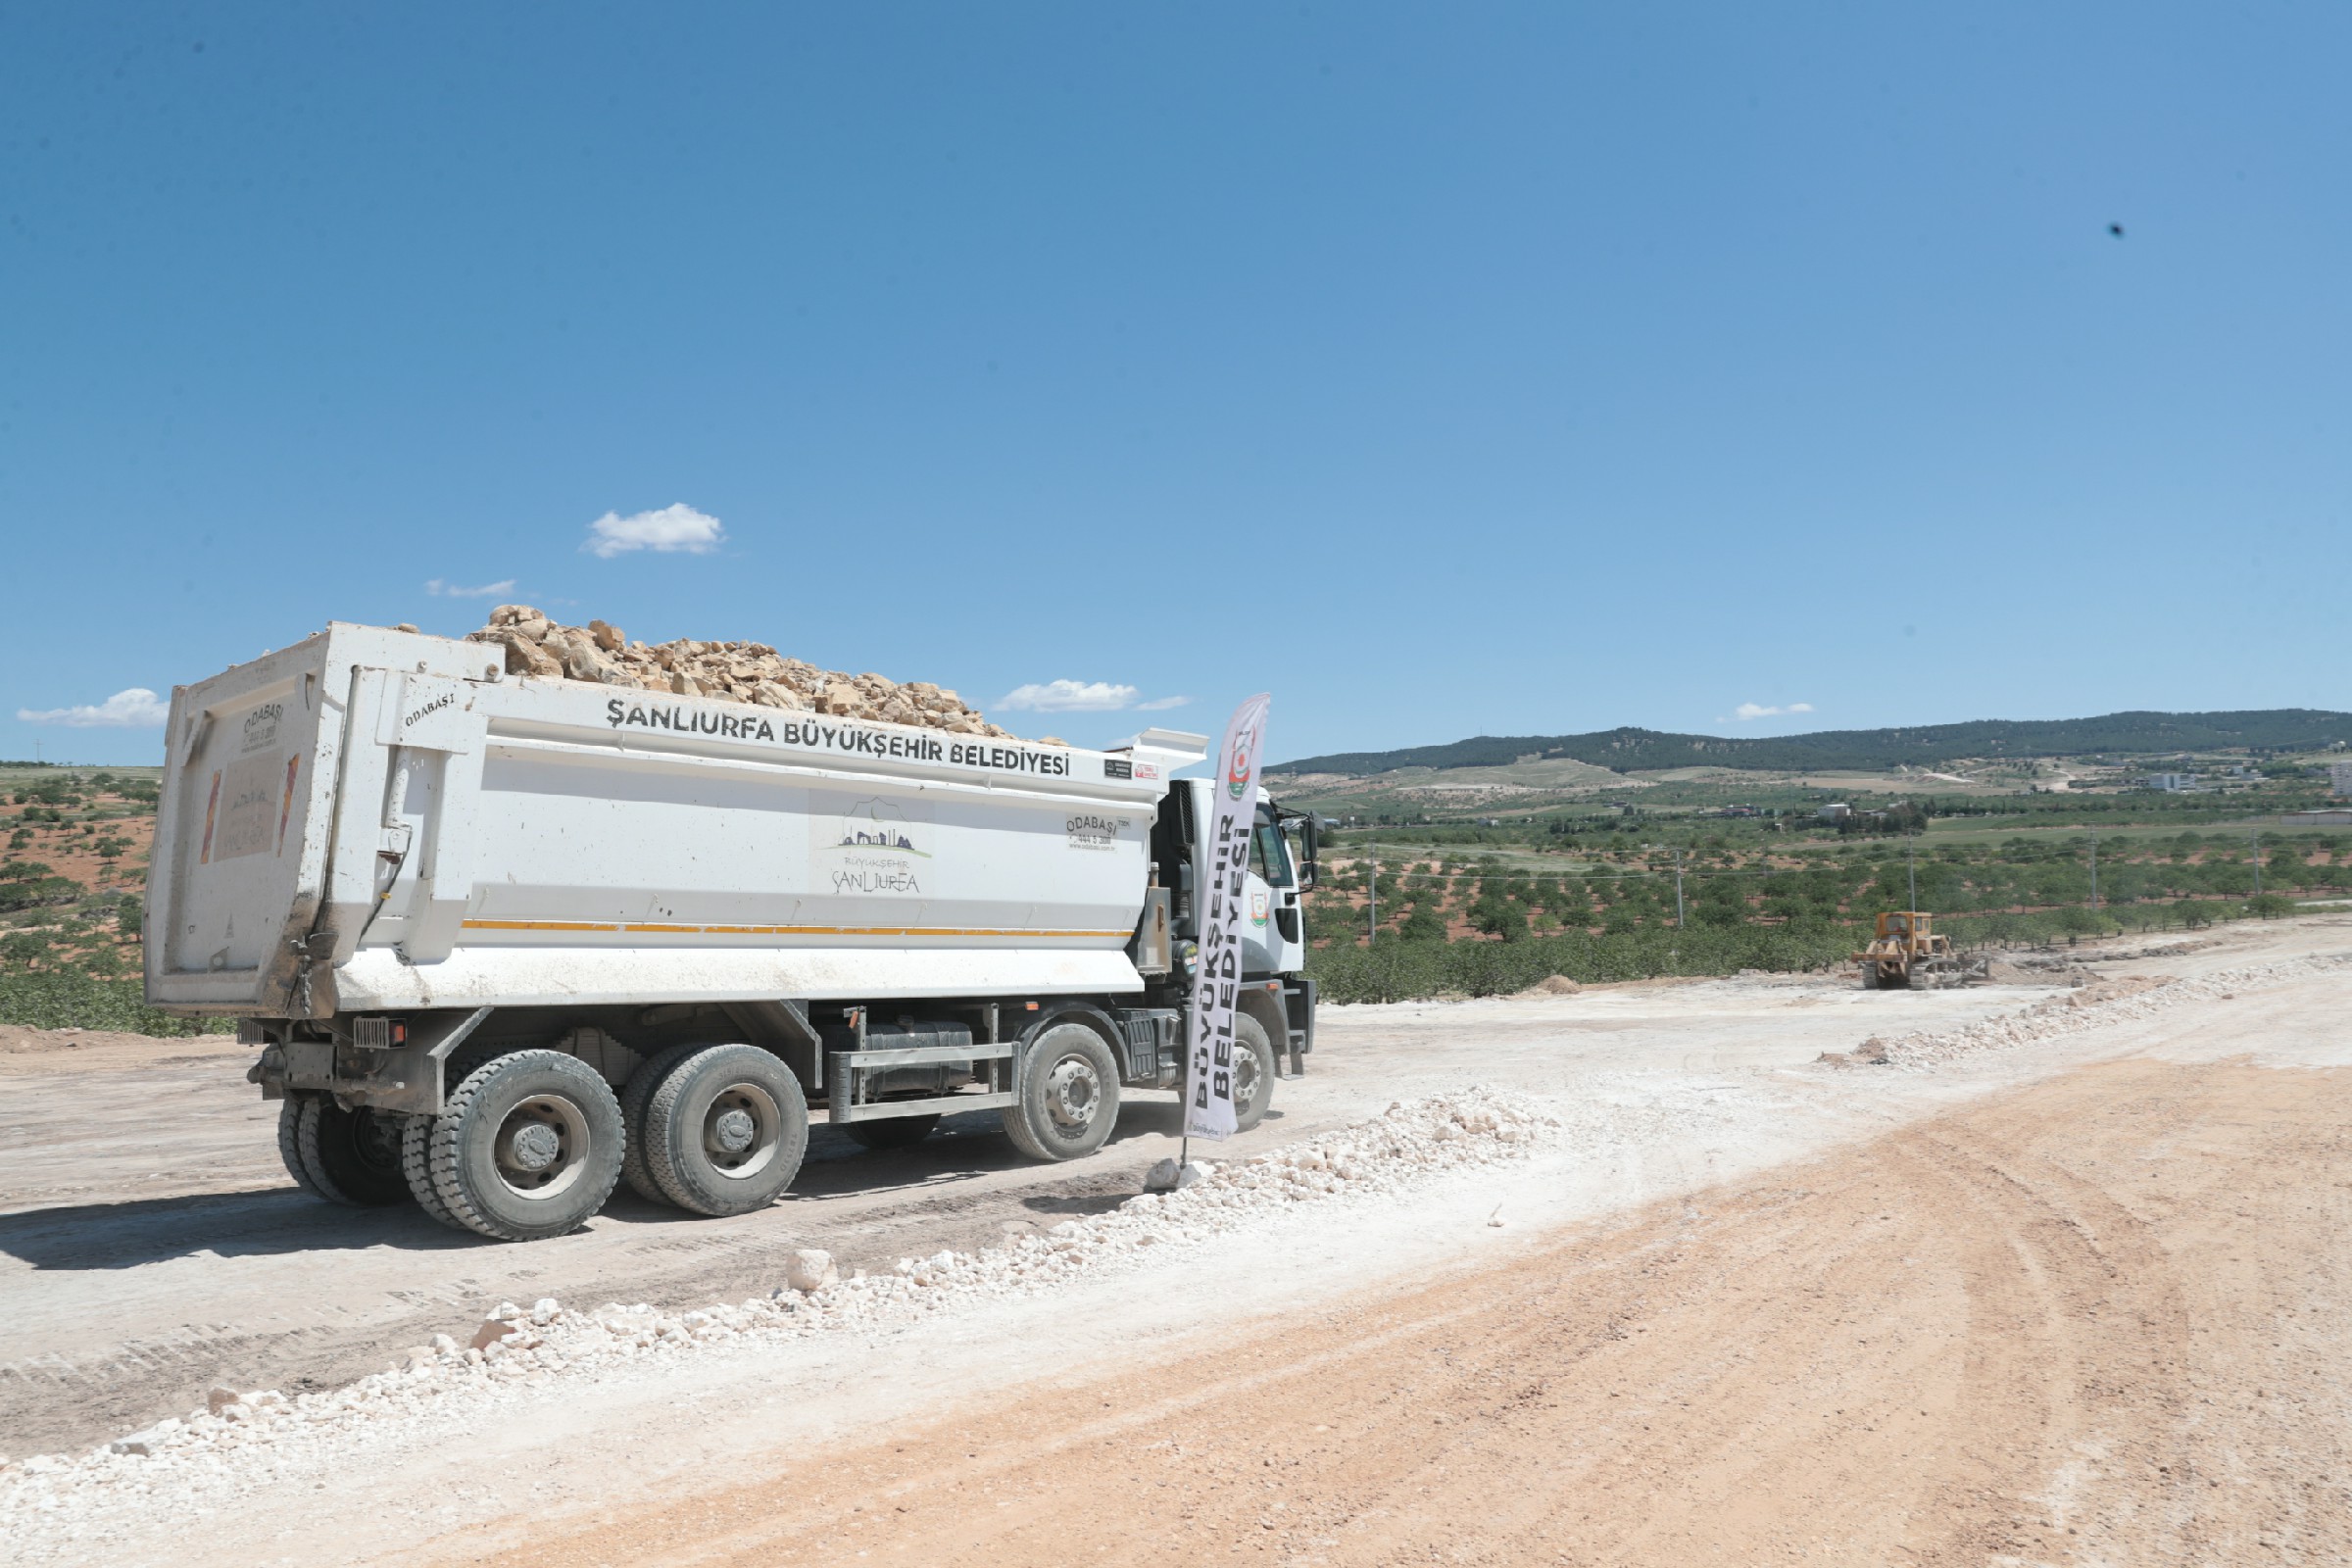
[353,1109,405,1180]
[1232,1047,1261,1113]
[494,1095,590,1200]
[703,1082,782,1179]
[1043,1054,1100,1132]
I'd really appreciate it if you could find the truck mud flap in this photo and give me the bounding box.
[1281,977,1315,1075]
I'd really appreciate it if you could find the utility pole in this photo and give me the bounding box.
[1366,857,1378,945]
[2251,829,2262,897]
[1674,848,1686,929]
[1908,833,1919,911]
[2089,826,2099,912]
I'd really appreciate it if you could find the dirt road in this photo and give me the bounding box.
[459,1054,2352,1567]
[0,953,2061,1457]
[4,917,2349,1566]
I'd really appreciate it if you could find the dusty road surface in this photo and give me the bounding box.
[3,916,2348,1566]
[466,1055,2352,1568]
[0,947,2081,1457]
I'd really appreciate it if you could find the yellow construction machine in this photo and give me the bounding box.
[1855,910,1956,990]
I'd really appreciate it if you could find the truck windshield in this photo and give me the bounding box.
[1251,822,1296,888]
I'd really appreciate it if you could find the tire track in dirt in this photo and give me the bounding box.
[442,1057,2352,1568]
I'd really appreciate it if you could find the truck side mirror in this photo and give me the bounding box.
[1294,817,1319,892]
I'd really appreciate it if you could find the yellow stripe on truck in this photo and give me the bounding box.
[460,919,1127,939]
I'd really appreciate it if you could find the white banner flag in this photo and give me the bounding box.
[1187,693,1270,1141]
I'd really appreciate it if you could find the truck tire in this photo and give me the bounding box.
[401,1112,466,1230]
[1230,1013,1277,1135]
[641,1045,809,1217]
[276,1096,328,1200]
[295,1097,414,1206]
[426,1050,625,1242]
[845,1113,941,1151]
[1001,1022,1121,1162]
[619,1044,702,1204]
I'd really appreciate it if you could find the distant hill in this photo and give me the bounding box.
[1270,710,2352,778]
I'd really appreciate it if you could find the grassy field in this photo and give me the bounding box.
[1298,803,2346,1002]
[0,764,197,1030]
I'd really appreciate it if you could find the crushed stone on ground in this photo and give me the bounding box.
[0,1091,1552,1558]
[1830,951,2352,1069]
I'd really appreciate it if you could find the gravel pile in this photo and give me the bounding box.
[0,1091,1553,1557]
[460,604,1021,738]
[1844,952,2352,1070]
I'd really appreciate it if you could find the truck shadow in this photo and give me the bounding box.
[0,1099,1275,1271]
[0,1186,486,1270]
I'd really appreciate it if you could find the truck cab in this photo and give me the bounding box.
[1143,766,1319,1079]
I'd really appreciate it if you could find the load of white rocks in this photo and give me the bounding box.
[0,1090,1554,1558]
[459,604,1022,739]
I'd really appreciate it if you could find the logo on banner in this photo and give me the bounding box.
[1226,721,1257,801]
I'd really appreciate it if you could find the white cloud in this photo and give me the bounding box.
[1135,695,1194,711]
[1731,701,1816,722]
[18,688,171,728]
[582,503,726,559]
[999,680,1142,713]
[424,577,516,598]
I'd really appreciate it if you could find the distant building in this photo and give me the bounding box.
[2333,760,2352,798]
[2145,772,2198,793]
[1817,803,1851,822]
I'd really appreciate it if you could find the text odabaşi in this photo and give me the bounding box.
[603,700,1073,777]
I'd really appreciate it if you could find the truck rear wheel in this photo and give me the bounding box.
[642,1045,808,1217]
[1002,1023,1121,1162]
[402,1112,466,1230]
[426,1050,625,1242]
[1231,1014,1277,1134]
[277,1097,326,1200]
[619,1044,701,1204]
[280,1095,413,1206]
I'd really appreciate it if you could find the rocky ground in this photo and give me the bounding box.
[2,916,2348,1565]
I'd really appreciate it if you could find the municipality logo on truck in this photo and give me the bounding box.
[814,796,930,895]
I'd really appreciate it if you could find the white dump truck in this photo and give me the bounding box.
[146,623,1319,1241]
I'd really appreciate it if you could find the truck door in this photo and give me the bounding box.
[1243,800,1305,975]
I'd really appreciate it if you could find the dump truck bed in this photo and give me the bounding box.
[147,624,1172,1018]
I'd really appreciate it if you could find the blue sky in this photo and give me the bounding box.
[4,3,2345,766]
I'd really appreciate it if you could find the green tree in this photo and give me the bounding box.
[1,930,53,969]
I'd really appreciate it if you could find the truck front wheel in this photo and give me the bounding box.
[1230,1014,1277,1134]
[1002,1023,1121,1162]
[426,1051,625,1242]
